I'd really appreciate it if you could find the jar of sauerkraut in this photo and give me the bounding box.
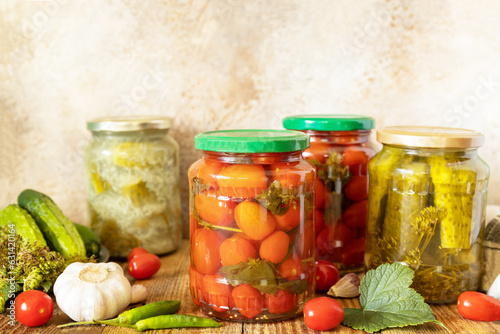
[366,126,489,302]
[84,116,181,257]
[188,130,316,322]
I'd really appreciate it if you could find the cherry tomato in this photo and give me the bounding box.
[277,256,304,281]
[203,274,233,313]
[194,194,236,226]
[342,200,368,229]
[232,284,264,318]
[197,159,226,187]
[192,228,225,275]
[15,290,54,327]
[251,153,284,165]
[344,176,368,202]
[315,179,333,209]
[127,247,149,262]
[342,146,369,166]
[316,222,353,261]
[234,201,276,240]
[315,260,340,292]
[270,161,314,188]
[219,235,257,266]
[342,237,365,266]
[260,231,289,264]
[303,297,344,331]
[264,289,298,314]
[128,253,161,280]
[217,164,268,198]
[315,210,325,237]
[457,291,500,321]
[304,141,331,164]
[273,200,301,232]
[189,266,206,306]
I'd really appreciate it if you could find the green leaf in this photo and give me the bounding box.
[220,259,279,295]
[341,263,446,333]
[257,181,295,216]
[220,259,308,295]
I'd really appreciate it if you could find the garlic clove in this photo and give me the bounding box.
[131,284,148,304]
[327,273,361,298]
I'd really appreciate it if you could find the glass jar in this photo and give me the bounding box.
[283,115,376,274]
[366,126,489,303]
[188,130,316,322]
[84,116,182,258]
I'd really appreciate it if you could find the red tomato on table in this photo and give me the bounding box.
[303,297,344,331]
[15,290,54,327]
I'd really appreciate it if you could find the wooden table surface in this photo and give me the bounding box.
[1,240,499,334]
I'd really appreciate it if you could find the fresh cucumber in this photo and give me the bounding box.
[73,222,101,257]
[18,189,86,259]
[0,204,47,246]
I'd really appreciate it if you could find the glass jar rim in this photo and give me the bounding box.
[195,129,309,153]
[283,114,374,131]
[377,126,484,148]
[87,116,172,132]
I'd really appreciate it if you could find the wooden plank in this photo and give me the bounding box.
[1,240,500,333]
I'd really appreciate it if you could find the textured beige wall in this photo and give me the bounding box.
[1,1,500,237]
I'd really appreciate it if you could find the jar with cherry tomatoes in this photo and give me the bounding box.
[283,115,376,274]
[188,130,316,322]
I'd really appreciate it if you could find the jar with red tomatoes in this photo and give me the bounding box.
[283,115,376,274]
[188,130,316,322]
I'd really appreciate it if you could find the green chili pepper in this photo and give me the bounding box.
[135,314,222,331]
[57,300,181,328]
[117,300,180,324]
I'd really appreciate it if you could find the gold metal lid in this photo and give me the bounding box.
[87,116,172,132]
[377,126,484,148]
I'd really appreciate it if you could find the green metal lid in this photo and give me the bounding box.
[195,129,310,153]
[283,114,374,131]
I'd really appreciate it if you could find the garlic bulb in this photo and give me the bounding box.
[54,262,131,321]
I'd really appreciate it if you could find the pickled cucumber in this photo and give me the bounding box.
[367,146,401,236]
[430,156,476,249]
[382,160,430,260]
[89,163,109,194]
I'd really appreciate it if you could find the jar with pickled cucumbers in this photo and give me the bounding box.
[366,126,489,303]
[84,116,182,258]
[188,130,316,322]
[283,115,376,274]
